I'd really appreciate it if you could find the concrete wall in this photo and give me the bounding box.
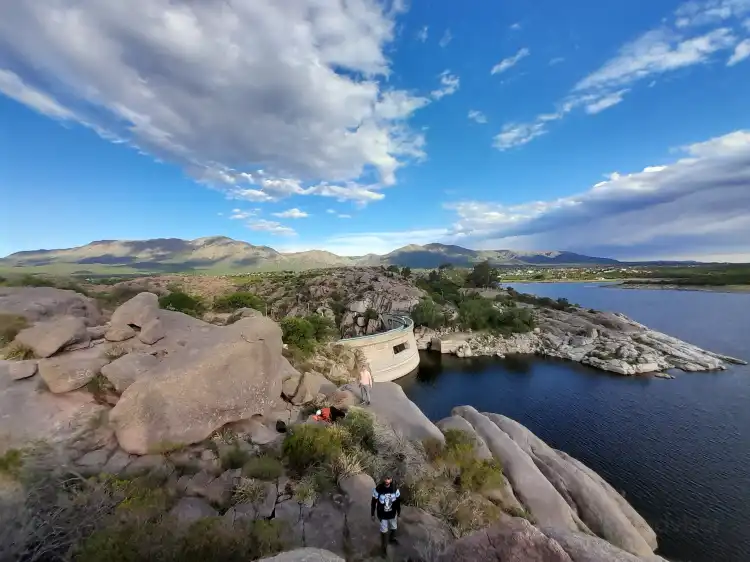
[339,313,420,382]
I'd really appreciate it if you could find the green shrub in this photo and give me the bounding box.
[95,286,143,307]
[457,298,534,335]
[503,505,537,523]
[7,274,56,288]
[282,425,343,475]
[411,298,445,329]
[306,314,336,342]
[220,444,252,470]
[0,448,23,478]
[0,313,27,345]
[340,408,376,453]
[2,341,35,360]
[158,292,205,317]
[242,456,284,481]
[213,292,264,312]
[422,437,445,463]
[280,316,316,354]
[457,458,505,493]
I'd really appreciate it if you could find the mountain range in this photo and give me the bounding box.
[0,236,621,274]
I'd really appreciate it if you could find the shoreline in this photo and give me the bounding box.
[506,279,750,293]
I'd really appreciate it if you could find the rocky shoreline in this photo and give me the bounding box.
[418,305,746,377]
[0,286,675,560]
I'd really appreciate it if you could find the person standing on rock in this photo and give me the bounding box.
[371,475,401,556]
[359,359,374,405]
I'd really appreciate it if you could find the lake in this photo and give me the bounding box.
[397,283,750,562]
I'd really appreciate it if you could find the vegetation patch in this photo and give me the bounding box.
[213,291,265,312]
[282,424,344,476]
[2,341,36,360]
[241,455,283,481]
[0,448,23,478]
[0,313,27,346]
[158,291,205,317]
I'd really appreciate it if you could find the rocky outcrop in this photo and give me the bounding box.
[105,324,136,342]
[435,306,746,376]
[0,359,38,380]
[452,407,661,558]
[110,291,160,328]
[101,352,160,393]
[369,382,444,443]
[436,415,492,460]
[257,548,345,562]
[109,315,285,454]
[14,316,88,358]
[438,517,574,562]
[453,406,584,532]
[0,286,102,325]
[38,350,110,393]
[169,497,218,523]
[485,413,654,557]
[282,372,336,405]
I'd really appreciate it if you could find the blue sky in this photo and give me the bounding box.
[1,0,749,260]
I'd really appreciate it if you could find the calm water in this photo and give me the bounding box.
[398,283,750,562]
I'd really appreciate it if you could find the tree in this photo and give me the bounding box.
[411,298,445,329]
[387,265,400,273]
[401,266,412,278]
[438,263,454,270]
[466,260,496,288]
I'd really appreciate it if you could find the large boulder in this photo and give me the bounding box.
[541,527,667,562]
[101,352,160,393]
[298,500,346,555]
[110,292,160,328]
[0,286,102,325]
[257,548,344,562]
[14,316,88,358]
[339,473,380,559]
[139,318,165,345]
[169,497,217,523]
[369,382,444,444]
[109,316,284,454]
[453,406,581,532]
[486,414,654,557]
[394,506,453,561]
[0,372,107,454]
[0,359,38,381]
[38,351,110,393]
[105,325,136,342]
[282,372,336,405]
[438,518,573,562]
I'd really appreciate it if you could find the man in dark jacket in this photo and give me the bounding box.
[371,475,401,556]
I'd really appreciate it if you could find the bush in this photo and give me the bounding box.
[2,342,35,360]
[213,292,264,313]
[220,444,252,470]
[457,458,504,493]
[411,298,445,329]
[282,425,343,475]
[158,292,205,317]
[0,313,27,345]
[280,317,316,354]
[340,408,376,453]
[242,456,283,481]
[306,314,336,342]
[457,298,534,335]
[0,448,23,478]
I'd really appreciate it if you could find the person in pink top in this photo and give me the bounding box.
[359,360,374,405]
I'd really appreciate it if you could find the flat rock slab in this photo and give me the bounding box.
[0,360,38,381]
[257,549,345,562]
[169,497,217,523]
[437,415,492,460]
[368,382,444,443]
[101,352,159,393]
[15,316,88,358]
[105,324,136,342]
[39,353,109,393]
[0,287,102,325]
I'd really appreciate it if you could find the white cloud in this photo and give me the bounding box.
[493,122,548,150]
[416,26,428,42]
[0,0,425,205]
[302,228,449,256]
[728,38,750,63]
[491,48,530,75]
[495,12,743,150]
[584,89,629,114]
[430,71,460,100]
[448,130,750,260]
[246,219,297,236]
[272,208,309,219]
[439,29,453,48]
[675,0,750,28]
[745,17,750,29]
[510,23,522,31]
[0,69,75,120]
[549,57,566,66]
[337,214,353,219]
[468,110,488,124]
[229,208,258,220]
[326,209,336,214]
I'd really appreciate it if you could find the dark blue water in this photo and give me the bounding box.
[398,283,750,562]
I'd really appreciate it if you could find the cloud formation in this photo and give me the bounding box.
[0,0,427,205]
[450,130,750,260]
[272,208,309,219]
[416,26,429,42]
[246,219,296,237]
[495,1,747,150]
[468,110,488,124]
[491,48,530,75]
[431,71,460,100]
[439,29,453,48]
